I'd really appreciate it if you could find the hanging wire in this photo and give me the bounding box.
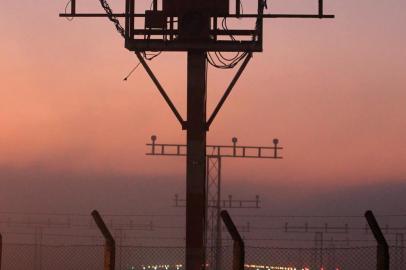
[143,51,162,61]
[206,0,267,69]
[207,15,249,68]
[207,17,248,69]
[141,0,163,60]
[64,0,74,21]
[97,0,162,81]
[123,62,141,81]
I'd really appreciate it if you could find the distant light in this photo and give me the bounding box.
[245,264,297,270]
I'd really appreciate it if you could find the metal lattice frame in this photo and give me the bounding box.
[148,136,280,270]
[206,157,222,270]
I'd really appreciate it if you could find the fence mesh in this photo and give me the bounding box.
[119,246,185,269]
[244,246,377,270]
[1,244,405,270]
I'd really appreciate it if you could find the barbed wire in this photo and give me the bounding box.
[0,211,183,217]
[2,211,405,218]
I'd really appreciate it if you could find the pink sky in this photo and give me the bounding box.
[0,0,405,188]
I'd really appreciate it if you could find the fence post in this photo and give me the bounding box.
[365,210,389,270]
[221,210,244,270]
[92,210,116,270]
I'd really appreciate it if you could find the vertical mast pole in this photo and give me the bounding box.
[186,50,208,270]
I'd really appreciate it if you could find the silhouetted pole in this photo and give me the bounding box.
[365,210,389,270]
[181,8,211,270]
[186,49,208,270]
[221,211,244,270]
[92,210,116,270]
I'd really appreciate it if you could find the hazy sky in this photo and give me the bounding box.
[0,1,406,213]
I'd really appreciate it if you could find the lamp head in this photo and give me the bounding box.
[273,138,279,145]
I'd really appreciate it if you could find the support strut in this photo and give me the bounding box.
[136,52,186,128]
[207,53,252,129]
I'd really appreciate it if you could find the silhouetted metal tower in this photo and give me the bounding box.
[60,1,334,269]
[150,135,281,270]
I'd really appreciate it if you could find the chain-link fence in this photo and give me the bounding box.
[119,246,185,269]
[2,244,104,270]
[244,246,377,270]
[391,246,406,270]
[1,243,405,270]
[244,246,405,270]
